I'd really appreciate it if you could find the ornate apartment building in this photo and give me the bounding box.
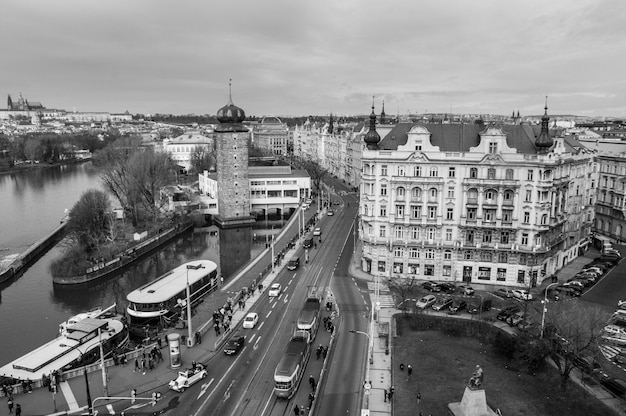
[595,153,626,243]
[251,116,289,155]
[359,105,596,288]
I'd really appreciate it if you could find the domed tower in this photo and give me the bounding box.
[364,98,381,150]
[214,80,255,227]
[535,97,553,153]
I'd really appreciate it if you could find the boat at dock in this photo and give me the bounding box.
[58,303,118,336]
[126,260,218,338]
[0,316,128,382]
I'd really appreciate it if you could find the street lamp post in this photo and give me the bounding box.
[186,264,204,347]
[349,329,373,381]
[271,234,275,272]
[98,329,108,397]
[541,282,560,338]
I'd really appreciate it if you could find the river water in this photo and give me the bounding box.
[0,163,274,366]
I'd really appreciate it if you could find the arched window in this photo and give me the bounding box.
[541,214,548,225]
[397,187,405,198]
[444,250,452,260]
[485,189,497,202]
[487,168,496,179]
[503,189,514,204]
[429,188,438,202]
[505,169,514,180]
[411,187,422,200]
[470,167,478,178]
[468,188,478,204]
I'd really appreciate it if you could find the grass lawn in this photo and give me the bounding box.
[392,325,615,416]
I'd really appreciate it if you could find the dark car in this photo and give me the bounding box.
[467,299,492,314]
[554,285,581,298]
[496,306,520,322]
[439,282,456,294]
[598,255,621,265]
[223,335,245,356]
[507,310,525,327]
[448,300,467,314]
[422,281,441,292]
[432,296,454,311]
[600,378,626,398]
[303,238,313,249]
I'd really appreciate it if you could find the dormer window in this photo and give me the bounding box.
[489,142,498,154]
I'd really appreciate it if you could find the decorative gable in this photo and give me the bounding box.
[469,126,518,155]
[398,125,441,152]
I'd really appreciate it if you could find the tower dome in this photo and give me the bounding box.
[364,99,381,149]
[216,79,246,124]
[535,98,553,151]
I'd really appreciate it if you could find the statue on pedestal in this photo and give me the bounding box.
[468,364,483,389]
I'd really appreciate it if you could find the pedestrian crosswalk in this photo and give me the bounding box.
[365,282,396,308]
[600,344,622,361]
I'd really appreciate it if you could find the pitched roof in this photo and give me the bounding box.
[377,123,559,155]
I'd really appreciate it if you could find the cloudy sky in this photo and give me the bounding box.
[3,0,625,118]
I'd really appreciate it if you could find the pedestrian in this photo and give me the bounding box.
[309,375,315,389]
[389,386,394,400]
[7,397,13,414]
[14,403,20,416]
[384,388,388,402]
[408,364,413,376]
[134,358,140,372]
[323,346,328,359]
[141,358,146,375]
[416,391,421,404]
[131,389,137,404]
[308,391,314,407]
[400,363,405,371]
[293,404,300,415]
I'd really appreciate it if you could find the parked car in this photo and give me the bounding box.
[581,267,604,275]
[512,289,533,301]
[602,378,626,398]
[439,282,456,294]
[242,312,259,329]
[448,300,467,314]
[497,306,520,322]
[604,324,626,339]
[168,363,208,392]
[598,255,621,265]
[563,280,585,290]
[457,285,475,296]
[467,299,492,314]
[415,294,437,309]
[554,285,581,298]
[494,288,514,298]
[567,277,593,287]
[422,281,441,292]
[507,310,525,326]
[223,335,246,356]
[268,283,282,297]
[517,319,536,332]
[432,296,454,311]
[313,227,322,236]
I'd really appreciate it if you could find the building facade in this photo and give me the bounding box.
[595,153,626,243]
[359,106,596,289]
[252,116,289,155]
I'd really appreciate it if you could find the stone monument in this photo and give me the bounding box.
[448,365,497,416]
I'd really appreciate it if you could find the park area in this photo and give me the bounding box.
[392,317,615,416]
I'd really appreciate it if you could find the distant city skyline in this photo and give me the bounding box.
[3,0,625,118]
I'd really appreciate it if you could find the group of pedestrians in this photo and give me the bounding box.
[315,344,328,360]
[3,387,21,416]
[323,316,335,333]
[133,347,163,375]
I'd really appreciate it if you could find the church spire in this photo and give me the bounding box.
[328,112,334,134]
[380,100,386,124]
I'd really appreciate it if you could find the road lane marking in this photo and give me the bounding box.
[266,310,272,318]
[197,378,214,400]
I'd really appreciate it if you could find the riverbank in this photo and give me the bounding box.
[0,221,67,284]
[0,158,91,176]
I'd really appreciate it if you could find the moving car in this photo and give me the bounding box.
[458,285,475,296]
[168,363,208,392]
[448,300,467,314]
[467,299,491,314]
[303,238,313,249]
[313,228,322,236]
[242,312,259,329]
[268,283,282,297]
[415,295,437,309]
[223,335,245,356]
[327,209,334,216]
[496,306,520,322]
[600,378,626,398]
[287,257,300,271]
[494,288,514,298]
[432,296,453,311]
[422,281,441,292]
[512,289,533,301]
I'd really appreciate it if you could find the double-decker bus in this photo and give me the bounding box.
[126,260,218,336]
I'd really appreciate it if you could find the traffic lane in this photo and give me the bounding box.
[318,274,368,415]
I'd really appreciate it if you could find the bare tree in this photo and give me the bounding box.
[23,138,41,162]
[543,301,611,384]
[386,276,420,311]
[189,144,216,174]
[301,158,328,195]
[128,149,176,218]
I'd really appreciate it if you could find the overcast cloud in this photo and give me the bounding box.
[2,0,625,117]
